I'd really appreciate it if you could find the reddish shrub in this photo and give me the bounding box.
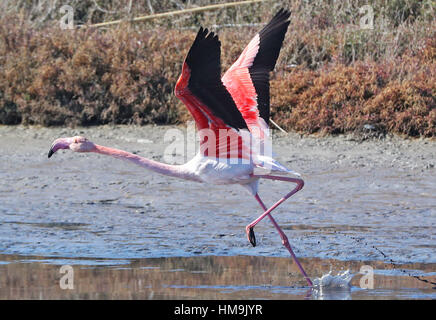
[0,1,434,137]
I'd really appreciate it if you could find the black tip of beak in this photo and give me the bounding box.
[48,149,54,158]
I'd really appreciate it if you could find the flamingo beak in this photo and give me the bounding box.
[48,148,54,158]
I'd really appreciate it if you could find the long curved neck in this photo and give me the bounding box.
[93,145,199,182]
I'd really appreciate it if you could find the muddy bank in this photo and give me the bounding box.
[0,125,435,264]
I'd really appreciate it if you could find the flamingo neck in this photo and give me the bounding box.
[93,145,199,181]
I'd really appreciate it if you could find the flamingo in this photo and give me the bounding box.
[48,9,312,286]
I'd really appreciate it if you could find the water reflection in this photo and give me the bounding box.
[312,287,352,300]
[0,254,434,300]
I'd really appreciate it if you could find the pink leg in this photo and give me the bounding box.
[246,175,312,287]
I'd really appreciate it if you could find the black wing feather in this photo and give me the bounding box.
[249,9,291,123]
[185,27,248,130]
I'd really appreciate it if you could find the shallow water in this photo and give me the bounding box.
[0,254,434,299]
[0,125,435,299]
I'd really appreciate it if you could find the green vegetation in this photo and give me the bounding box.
[0,0,435,136]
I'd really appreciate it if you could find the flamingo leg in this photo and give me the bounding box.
[246,175,312,286]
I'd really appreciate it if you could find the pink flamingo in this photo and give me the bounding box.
[48,9,312,287]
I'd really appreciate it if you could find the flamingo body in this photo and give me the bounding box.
[181,153,260,193]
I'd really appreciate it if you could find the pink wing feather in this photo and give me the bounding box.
[222,9,291,140]
[222,34,262,133]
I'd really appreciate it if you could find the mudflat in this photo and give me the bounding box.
[0,125,434,299]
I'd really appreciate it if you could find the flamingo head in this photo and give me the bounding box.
[48,136,96,158]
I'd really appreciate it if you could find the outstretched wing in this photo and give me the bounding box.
[222,9,291,138]
[175,27,248,132]
[175,28,250,160]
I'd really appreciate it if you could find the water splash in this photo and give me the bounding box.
[313,270,354,288]
[311,270,354,300]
